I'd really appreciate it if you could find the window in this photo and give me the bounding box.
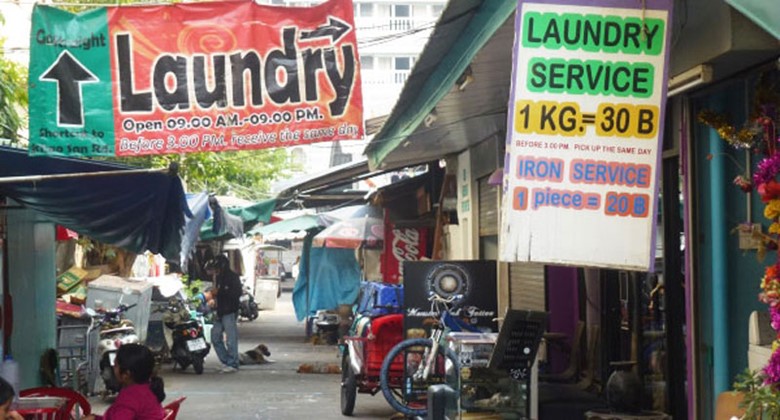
[378,56,392,70]
[433,5,444,16]
[393,4,411,17]
[361,56,374,70]
[394,57,411,71]
[355,3,374,17]
[290,148,306,167]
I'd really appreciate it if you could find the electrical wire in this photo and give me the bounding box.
[0,19,440,53]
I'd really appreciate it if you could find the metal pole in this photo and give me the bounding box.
[0,167,168,184]
[709,92,729,396]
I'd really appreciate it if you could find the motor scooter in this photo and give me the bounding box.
[147,300,171,364]
[239,282,259,321]
[93,303,139,393]
[163,297,210,374]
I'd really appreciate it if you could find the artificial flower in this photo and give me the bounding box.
[754,154,780,187]
[764,348,780,384]
[766,200,780,220]
[771,306,780,330]
[759,180,780,203]
[734,175,753,192]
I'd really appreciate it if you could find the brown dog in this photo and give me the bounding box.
[239,344,273,365]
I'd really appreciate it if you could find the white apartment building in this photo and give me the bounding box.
[268,0,446,189]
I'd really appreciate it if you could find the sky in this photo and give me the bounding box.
[0,1,33,65]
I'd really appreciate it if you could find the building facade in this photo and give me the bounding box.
[267,0,446,190]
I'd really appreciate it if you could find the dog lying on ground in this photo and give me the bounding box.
[239,344,273,365]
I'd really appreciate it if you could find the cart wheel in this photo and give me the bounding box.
[340,353,357,416]
[379,338,459,418]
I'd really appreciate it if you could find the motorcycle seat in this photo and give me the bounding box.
[101,326,135,335]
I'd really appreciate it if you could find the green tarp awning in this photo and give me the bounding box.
[725,0,780,40]
[249,214,321,236]
[364,0,516,170]
[199,198,277,241]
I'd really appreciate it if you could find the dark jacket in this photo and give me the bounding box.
[215,269,242,317]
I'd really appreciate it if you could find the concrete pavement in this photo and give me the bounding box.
[90,286,396,419]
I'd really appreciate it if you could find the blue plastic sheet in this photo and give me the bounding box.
[293,242,361,321]
[180,192,211,270]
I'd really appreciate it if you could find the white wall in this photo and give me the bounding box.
[457,150,478,259]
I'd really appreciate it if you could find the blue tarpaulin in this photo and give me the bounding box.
[180,192,211,269]
[292,240,361,321]
[0,146,188,261]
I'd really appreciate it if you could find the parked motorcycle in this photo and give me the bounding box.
[147,300,172,365]
[239,282,259,321]
[163,297,210,374]
[94,303,139,393]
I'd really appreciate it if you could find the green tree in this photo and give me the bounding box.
[0,14,28,144]
[113,149,296,201]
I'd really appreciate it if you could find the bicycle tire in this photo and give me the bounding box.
[379,338,459,417]
[340,352,357,416]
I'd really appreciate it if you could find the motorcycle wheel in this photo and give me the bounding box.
[248,302,259,321]
[101,365,119,394]
[193,356,204,374]
[174,357,190,371]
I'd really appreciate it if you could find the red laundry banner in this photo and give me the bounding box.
[382,224,428,284]
[29,0,363,157]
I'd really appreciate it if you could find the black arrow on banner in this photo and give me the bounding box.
[39,50,98,127]
[300,16,352,43]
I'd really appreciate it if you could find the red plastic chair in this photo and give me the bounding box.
[19,387,91,420]
[162,396,186,420]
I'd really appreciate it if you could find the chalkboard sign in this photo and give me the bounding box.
[488,309,547,377]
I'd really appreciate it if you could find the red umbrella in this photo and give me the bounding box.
[312,205,384,249]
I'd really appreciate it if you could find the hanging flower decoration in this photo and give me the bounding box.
[700,74,780,388]
[698,109,764,149]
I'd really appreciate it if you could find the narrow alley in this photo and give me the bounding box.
[90,286,395,420]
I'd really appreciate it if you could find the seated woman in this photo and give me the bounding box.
[0,376,22,420]
[86,344,166,420]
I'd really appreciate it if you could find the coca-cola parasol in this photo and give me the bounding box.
[312,205,384,249]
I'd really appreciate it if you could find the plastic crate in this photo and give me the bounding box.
[56,316,99,394]
[86,275,153,341]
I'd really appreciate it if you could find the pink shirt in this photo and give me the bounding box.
[96,383,165,420]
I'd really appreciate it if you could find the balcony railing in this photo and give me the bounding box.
[356,17,433,33]
[361,69,411,85]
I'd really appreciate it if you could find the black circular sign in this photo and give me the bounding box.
[425,263,471,307]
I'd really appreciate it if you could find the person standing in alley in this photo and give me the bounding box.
[205,254,242,373]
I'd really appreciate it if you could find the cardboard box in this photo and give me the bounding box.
[84,265,113,281]
[57,267,88,295]
[65,285,88,305]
